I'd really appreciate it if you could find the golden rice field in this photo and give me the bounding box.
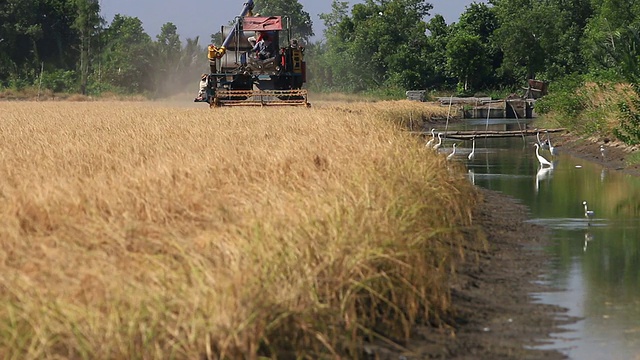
[0,100,482,359]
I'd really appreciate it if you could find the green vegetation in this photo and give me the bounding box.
[536,75,640,145]
[627,151,640,166]
[0,0,205,96]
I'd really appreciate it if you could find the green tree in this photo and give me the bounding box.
[310,1,350,90]
[422,15,454,89]
[491,0,556,81]
[313,0,433,92]
[582,0,640,74]
[179,36,206,78]
[156,23,181,70]
[451,3,503,90]
[457,2,498,39]
[101,14,153,93]
[254,0,314,44]
[446,31,488,91]
[210,31,223,45]
[542,0,592,79]
[154,22,183,95]
[73,0,102,94]
[0,0,83,88]
[0,0,39,85]
[491,0,592,82]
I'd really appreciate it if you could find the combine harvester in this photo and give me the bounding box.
[194,0,309,107]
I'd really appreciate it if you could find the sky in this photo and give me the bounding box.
[100,0,487,43]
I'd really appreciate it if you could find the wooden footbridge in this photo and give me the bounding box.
[414,128,566,140]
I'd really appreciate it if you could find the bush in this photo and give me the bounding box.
[361,87,406,100]
[615,97,640,145]
[39,70,77,92]
[86,81,128,96]
[535,74,585,116]
[7,76,32,90]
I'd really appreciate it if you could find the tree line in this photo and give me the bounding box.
[309,0,640,96]
[3,0,640,98]
[0,0,205,96]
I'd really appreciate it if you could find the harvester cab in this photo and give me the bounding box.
[194,0,309,107]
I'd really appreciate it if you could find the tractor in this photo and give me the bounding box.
[194,0,309,107]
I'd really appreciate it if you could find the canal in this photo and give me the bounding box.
[440,118,640,359]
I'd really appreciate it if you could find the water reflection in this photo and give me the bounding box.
[583,231,594,252]
[535,166,553,193]
[457,119,640,359]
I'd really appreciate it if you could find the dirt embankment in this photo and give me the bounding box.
[368,188,576,359]
[552,132,640,177]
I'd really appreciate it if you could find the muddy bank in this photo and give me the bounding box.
[551,132,640,177]
[369,187,577,359]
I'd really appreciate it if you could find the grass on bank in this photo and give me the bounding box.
[0,86,149,102]
[0,100,480,358]
[536,77,640,144]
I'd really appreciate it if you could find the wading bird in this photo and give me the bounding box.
[600,145,606,160]
[545,131,558,157]
[583,201,595,226]
[425,128,436,147]
[535,128,549,150]
[433,132,443,150]
[534,143,553,168]
[447,143,457,160]
[468,136,476,161]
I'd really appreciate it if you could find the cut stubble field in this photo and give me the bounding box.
[0,100,485,358]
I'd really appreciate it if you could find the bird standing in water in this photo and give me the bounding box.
[600,145,606,160]
[583,201,595,226]
[545,131,558,157]
[536,128,549,150]
[534,143,553,168]
[447,143,457,160]
[468,136,476,161]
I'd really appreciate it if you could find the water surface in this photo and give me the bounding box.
[438,119,640,359]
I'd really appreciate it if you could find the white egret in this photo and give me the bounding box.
[534,143,553,168]
[468,136,476,161]
[545,131,558,157]
[600,145,606,160]
[425,128,436,147]
[447,143,457,160]
[583,201,595,226]
[535,128,548,150]
[433,132,443,150]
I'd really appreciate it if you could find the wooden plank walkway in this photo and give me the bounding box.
[437,96,493,105]
[411,128,566,140]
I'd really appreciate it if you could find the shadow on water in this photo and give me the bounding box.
[446,118,640,359]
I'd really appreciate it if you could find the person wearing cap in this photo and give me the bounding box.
[246,13,262,47]
[194,73,208,102]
